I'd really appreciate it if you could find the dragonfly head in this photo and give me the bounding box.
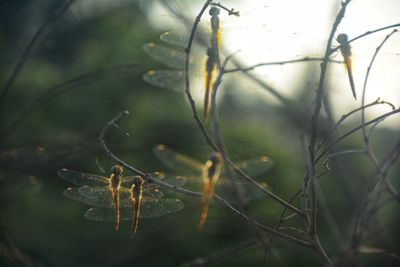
[209,152,222,166]
[209,7,220,17]
[111,164,124,176]
[336,33,349,45]
[132,176,145,189]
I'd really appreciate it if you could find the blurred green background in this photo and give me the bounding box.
[0,1,399,266]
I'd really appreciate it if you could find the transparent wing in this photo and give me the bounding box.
[215,180,269,203]
[164,175,187,187]
[63,187,131,207]
[84,198,184,221]
[235,156,274,178]
[77,187,131,206]
[79,186,163,204]
[120,175,136,187]
[63,187,97,206]
[121,176,164,198]
[153,171,187,187]
[160,31,189,48]
[153,144,204,175]
[143,43,185,69]
[57,169,109,186]
[142,183,164,198]
[143,69,184,91]
[160,30,211,48]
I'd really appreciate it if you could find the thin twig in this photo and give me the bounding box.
[361,29,398,169]
[316,108,400,163]
[317,98,396,151]
[224,57,342,73]
[306,1,352,265]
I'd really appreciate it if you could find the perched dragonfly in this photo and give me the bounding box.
[64,175,184,238]
[203,6,222,121]
[153,144,273,228]
[198,152,222,229]
[58,166,185,231]
[336,33,356,100]
[144,7,234,121]
[58,164,127,230]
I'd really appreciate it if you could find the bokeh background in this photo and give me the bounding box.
[0,0,399,266]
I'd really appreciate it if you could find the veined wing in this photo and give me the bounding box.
[63,187,130,207]
[235,156,273,178]
[160,31,191,48]
[152,171,187,187]
[153,144,204,175]
[63,180,165,206]
[143,69,184,91]
[142,43,204,91]
[143,42,185,69]
[57,169,109,186]
[84,198,184,221]
[154,144,273,178]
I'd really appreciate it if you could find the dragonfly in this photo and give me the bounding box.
[58,166,185,231]
[203,6,222,121]
[153,144,273,228]
[142,42,220,121]
[198,151,222,229]
[58,164,127,230]
[144,6,234,121]
[336,33,356,100]
[64,175,184,238]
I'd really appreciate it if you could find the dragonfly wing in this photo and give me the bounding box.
[160,30,209,48]
[234,156,273,178]
[121,176,141,188]
[143,69,184,91]
[153,144,204,175]
[160,31,189,48]
[164,175,187,187]
[84,207,130,221]
[76,186,132,207]
[57,169,109,186]
[140,198,184,218]
[84,198,184,221]
[142,183,163,199]
[143,43,185,69]
[63,187,99,206]
[215,180,269,203]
